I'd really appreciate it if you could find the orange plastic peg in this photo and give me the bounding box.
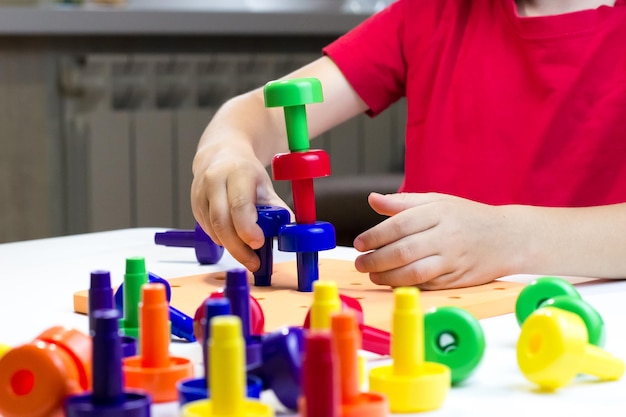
[331,311,387,417]
[0,327,91,417]
[123,283,194,402]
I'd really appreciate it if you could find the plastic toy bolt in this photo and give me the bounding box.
[90,270,137,357]
[369,287,450,413]
[298,331,340,417]
[517,306,624,391]
[278,221,336,292]
[265,78,336,292]
[181,316,274,417]
[0,327,92,417]
[64,309,151,417]
[331,312,387,417]
[249,326,305,411]
[254,205,291,286]
[515,276,581,326]
[177,297,263,406]
[116,271,196,343]
[154,223,224,265]
[540,295,606,347]
[310,280,342,330]
[194,289,265,341]
[123,283,194,403]
[225,268,263,370]
[120,257,149,339]
[423,306,486,385]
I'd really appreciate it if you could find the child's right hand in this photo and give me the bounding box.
[191,138,292,272]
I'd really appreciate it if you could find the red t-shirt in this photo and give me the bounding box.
[323,0,626,207]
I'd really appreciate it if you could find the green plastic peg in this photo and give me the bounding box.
[264,78,323,152]
[120,256,149,339]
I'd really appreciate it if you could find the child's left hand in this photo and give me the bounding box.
[353,192,522,290]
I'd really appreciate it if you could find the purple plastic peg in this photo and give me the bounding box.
[225,268,262,369]
[89,270,137,357]
[88,271,114,333]
[250,326,305,410]
[64,309,151,417]
[154,223,225,264]
[254,205,291,287]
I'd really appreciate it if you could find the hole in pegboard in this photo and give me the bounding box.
[493,287,506,290]
[448,296,461,299]
[350,282,363,285]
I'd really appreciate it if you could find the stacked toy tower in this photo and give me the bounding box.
[264,78,336,292]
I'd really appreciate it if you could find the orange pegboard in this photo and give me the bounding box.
[74,259,527,332]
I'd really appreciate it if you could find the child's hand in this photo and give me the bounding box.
[353,192,521,290]
[191,141,292,272]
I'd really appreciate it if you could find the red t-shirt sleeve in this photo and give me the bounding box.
[323,0,407,116]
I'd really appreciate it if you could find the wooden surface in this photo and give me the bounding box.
[74,259,529,332]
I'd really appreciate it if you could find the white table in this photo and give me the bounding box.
[1,228,625,416]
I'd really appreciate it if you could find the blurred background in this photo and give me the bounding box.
[0,0,404,246]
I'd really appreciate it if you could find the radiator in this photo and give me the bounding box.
[59,53,406,234]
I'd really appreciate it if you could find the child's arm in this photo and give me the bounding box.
[353,192,626,289]
[191,56,368,271]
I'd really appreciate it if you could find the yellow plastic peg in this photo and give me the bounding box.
[0,344,10,359]
[517,306,624,391]
[182,316,273,417]
[369,287,450,413]
[310,280,341,331]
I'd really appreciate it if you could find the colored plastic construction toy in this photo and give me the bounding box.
[332,311,387,417]
[224,268,263,370]
[249,325,305,411]
[194,289,265,341]
[177,297,263,406]
[181,316,274,417]
[90,270,137,357]
[254,205,291,287]
[299,331,340,417]
[515,276,581,325]
[0,343,9,359]
[64,309,151,417]
[120,257,149,340]
[309,280,342,330]
[424,306,486,384]
[0,326,92,417]
[516,276,606,347]
[517,307,624,390]
[265,78,336,292]
[116,270,196,343]
[369,287,450,413]
[123,283,194,403]
[154,222,225,265]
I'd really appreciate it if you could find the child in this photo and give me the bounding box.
[191,0,626,290]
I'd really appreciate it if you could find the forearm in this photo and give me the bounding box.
[508,203,626,279]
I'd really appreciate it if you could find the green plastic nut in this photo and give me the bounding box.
[424,306,486,385]
[540,295,606,347]
[264,78,324,152]
[515,276,581,326]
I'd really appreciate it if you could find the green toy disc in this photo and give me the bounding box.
[515,276,581,326]
[424,306,486,385]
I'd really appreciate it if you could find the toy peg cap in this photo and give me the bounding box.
[264,78,323,108]
[517,307,624,391]
[515,276,580,326]
[424,306,486,385]
[0,341,87,417]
